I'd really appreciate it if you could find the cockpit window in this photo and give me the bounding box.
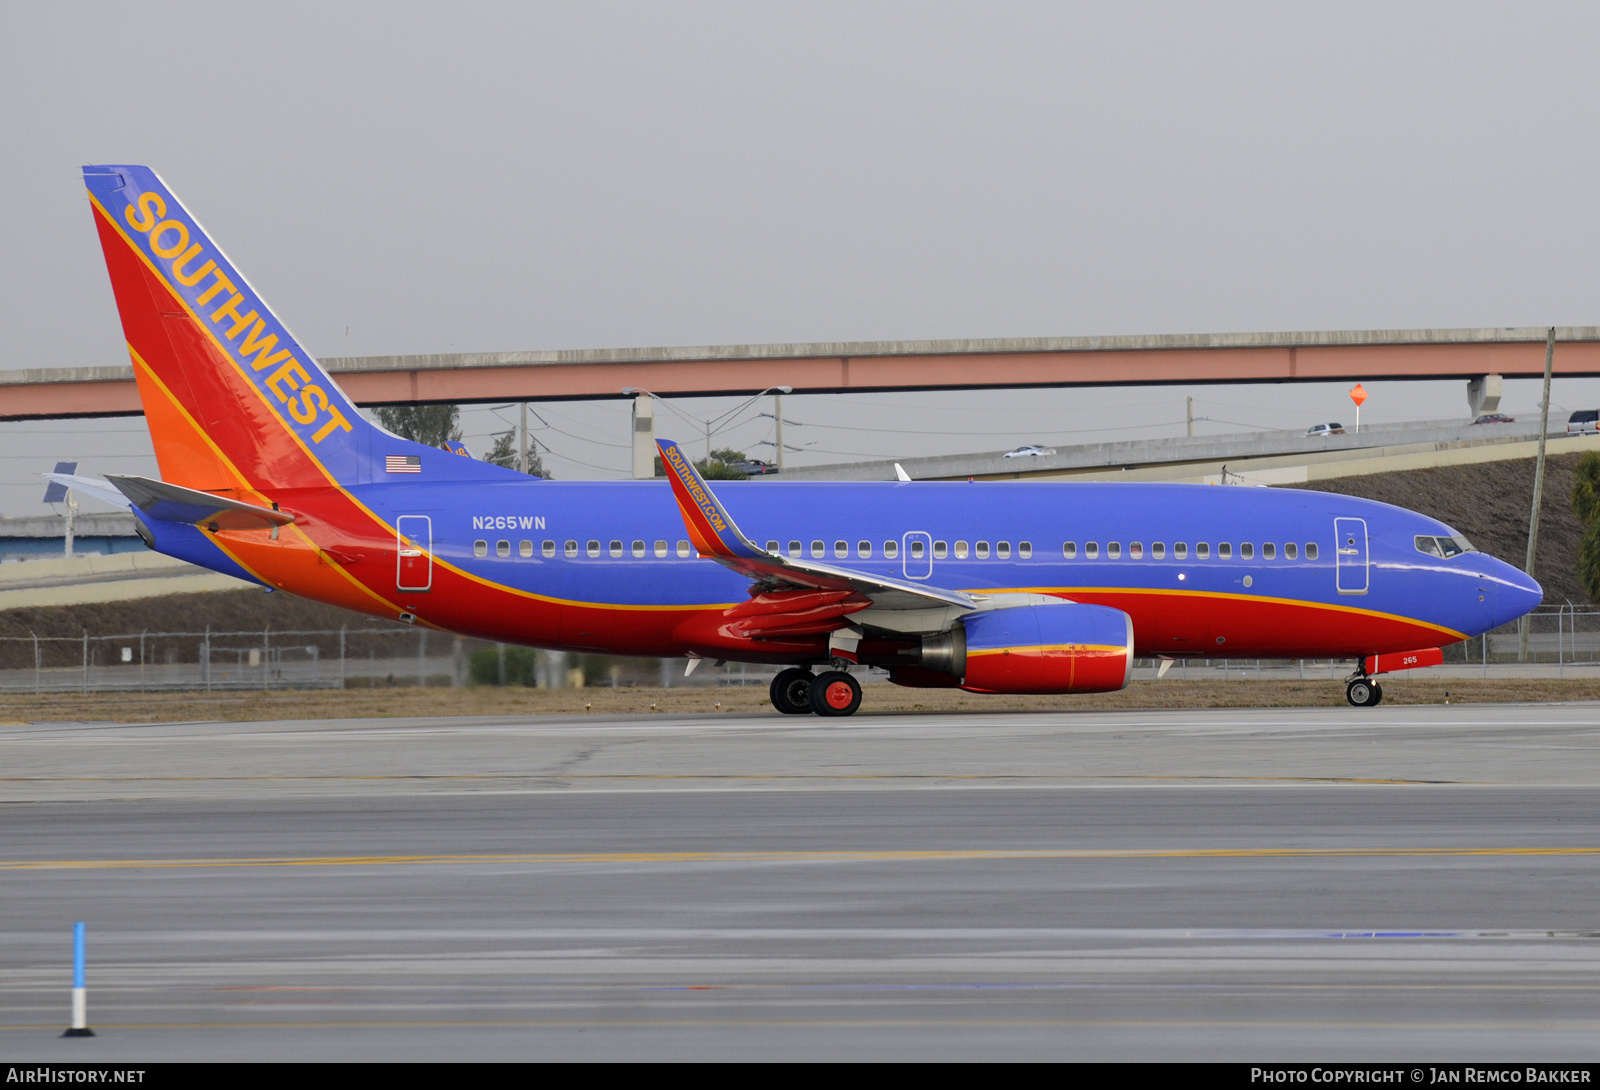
[1415,534,1475,558]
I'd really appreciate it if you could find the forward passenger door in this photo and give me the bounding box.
[1333,517,1368,595]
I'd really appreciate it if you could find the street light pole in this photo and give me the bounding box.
[775,392,784,473]
[518,402,527,475]
[1518,327,1557,662]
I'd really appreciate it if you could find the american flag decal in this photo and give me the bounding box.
[385,455,422,474]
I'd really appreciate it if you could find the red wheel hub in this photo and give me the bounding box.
[824,681,854,709]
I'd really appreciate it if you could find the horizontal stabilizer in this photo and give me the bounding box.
[106,475,295,531]
[42,472,128,510]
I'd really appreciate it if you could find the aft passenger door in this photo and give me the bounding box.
[397,515,433,592]
[1333,517,1368,595]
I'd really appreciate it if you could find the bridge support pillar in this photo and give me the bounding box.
[1467,373,1503,417]
[631,394,655,478]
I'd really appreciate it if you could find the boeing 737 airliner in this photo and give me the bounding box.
[66,165,1543,714]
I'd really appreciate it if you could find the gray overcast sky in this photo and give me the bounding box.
[4,2,1600,511]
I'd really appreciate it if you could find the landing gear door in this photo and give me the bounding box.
[902,531,933,580]
[397,515,433,592]
[1333,517,1368,595]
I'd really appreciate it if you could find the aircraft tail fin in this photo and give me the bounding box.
[82,165,480,496]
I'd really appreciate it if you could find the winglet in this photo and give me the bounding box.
[656,440,766,560]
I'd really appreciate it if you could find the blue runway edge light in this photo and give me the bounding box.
[63,920,92,1037]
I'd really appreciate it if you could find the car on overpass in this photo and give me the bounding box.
[1568,410,1599,435]
[1003,445,1057,458]
[1305,423,1346,437]
[1472,413,1515,425]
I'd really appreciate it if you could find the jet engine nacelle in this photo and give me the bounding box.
[896,602,1134,694]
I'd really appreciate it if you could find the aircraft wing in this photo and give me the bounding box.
[656,439,977,614]
[106,474,296,531]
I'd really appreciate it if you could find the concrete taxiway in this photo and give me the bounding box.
[3,704,1600,1060]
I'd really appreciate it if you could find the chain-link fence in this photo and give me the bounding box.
[3,609,1596,694]
[0,626,776,694]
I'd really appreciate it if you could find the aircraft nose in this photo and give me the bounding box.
[1494,562,1543,626]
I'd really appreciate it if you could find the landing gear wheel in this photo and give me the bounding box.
[808,670,862,717]
[1346,678,1383,707]
[770,668,814,714]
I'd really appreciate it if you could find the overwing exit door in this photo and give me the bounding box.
[902,531,933,579]
[1333,517,1368,595]
[397,515,433,592]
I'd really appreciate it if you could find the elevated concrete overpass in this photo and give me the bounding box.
[4,325,1600,421]
[774,418,1600,486]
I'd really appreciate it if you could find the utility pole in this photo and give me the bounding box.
[1518,327,1556,662]
[1186,397,1194,438]
[64,489,77,558]
[774,392,785,472]
[518,402,528,474]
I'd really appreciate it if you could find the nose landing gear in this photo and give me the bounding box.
[1345,677,1383,707]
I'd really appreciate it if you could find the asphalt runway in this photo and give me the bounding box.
[4,704,1600,1061]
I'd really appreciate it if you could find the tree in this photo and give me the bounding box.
[374,405,462,448]
[484,430,552,479]
[653,448,748,480]
[1576,452,1600,604]
[1573,451,1600,527]
[1580,520,1600,607]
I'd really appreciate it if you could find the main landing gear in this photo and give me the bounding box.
[769,668,863,717]
[1345,676,1383,708]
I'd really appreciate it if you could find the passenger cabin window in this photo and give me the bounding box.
[1129,542,1142,559]
[632,540,645,558]
[1062,542,1075,559]
[564,540,578,558]
[1263,543,1275,559]
[835,540,848,558]
[1241,543,1253,559]
[655,540,668,557]
[1174,542,1186,559]
[519,540,533,558]
[811,540,825,558]
[473,540,488,558]
[1305,543,1318,560]
[976,541,990,559]
[996,542,1010,559]
[858,541,873,558]
[587,540,600,558]
[884,541,899,559]
[766,540,779,554]
[933,541,947,559]
[1196,543,1209,559]
[1218,543,1232,559]
[1284,542,1297,559]
[956,541,970,559]
[543,541,556,558]
[788,540,801,558]
[1019,542,1031,559]
[677,540,691,557]
[496,540,510,558]
[609,540,623,558]
[1152,542,1165,559]
[1108,542,1121,559]
[1085,542,1098,558]
[910,540,925,559]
